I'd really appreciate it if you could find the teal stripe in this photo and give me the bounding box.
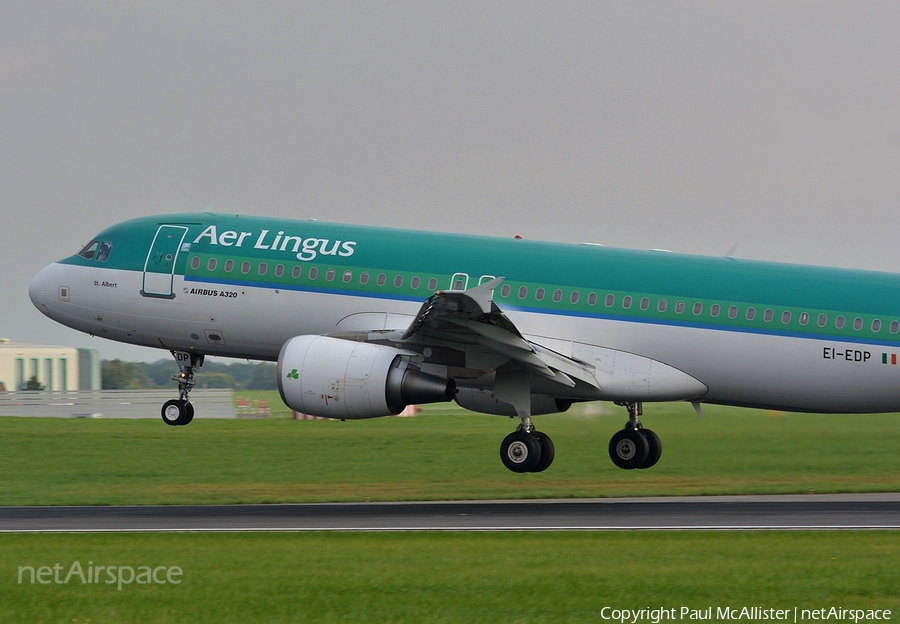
[62,212,900,334]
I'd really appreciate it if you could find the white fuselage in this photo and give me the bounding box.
[30,262,900,413]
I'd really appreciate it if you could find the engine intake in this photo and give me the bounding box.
[278,335,456,419]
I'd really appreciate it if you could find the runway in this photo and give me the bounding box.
[1,493,899,532]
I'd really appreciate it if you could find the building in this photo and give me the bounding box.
[0,338,101,392]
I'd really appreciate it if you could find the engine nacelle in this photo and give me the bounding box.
[454,387,572,417]
[278,335,456,419]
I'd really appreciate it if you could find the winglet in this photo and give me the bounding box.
[452,277,505,314]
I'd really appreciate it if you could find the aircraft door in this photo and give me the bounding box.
[142,225,189,298]
[450,273,469,290]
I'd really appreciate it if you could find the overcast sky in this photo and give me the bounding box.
[3,2,900,362]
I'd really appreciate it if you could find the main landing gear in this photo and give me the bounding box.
[608,402,661,470]
[161,351,203,427]
[499,417,555,473]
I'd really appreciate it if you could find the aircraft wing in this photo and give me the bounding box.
[400,278,599,390]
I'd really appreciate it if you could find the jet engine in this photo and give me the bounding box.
[455,387,572,416]
[277,335,456,419]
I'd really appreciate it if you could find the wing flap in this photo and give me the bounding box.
[401,278,594,391]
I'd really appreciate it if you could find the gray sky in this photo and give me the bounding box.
[3,2,899,362]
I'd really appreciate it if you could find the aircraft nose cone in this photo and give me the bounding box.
[29,264,54,314]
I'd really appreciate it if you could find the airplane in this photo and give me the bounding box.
[27,212,900,473]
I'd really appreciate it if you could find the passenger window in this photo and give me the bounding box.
[676,301,685,314]
[292,266,302,279]
[746,307,756,321]
[241,261,250,274]
[326,269,335,281]
[817,314,827,327]
[208,258,217,271]
[309,267,318,280]
[710,304,720,318]
[570,291,579,304]
[853,317,863,331]
[781,311,791,324]
[553,289,562,303]
[536,288,545,301]
[693,302,703,315]
[360,272,369,285]
[343,270,352,283]
[258,262,268,276]
[500,284,510,297]
[377,273,386,286]
[763,309,773,322]
[640,297,650,311]
[427,278,438,291]
[394,275,403,288]
[835,316,845,329]
[605,294,615,307]
[657,299,667,312]
[78,240,99,260]
[275,264,284,277]
[225,259,234,273]
[411,276,421,289]
[799,312,809,325]
[728,306,738,319]
[518,286,528,299]
[587,293,597,306]
[891,321,899,334]
[872,319,882,332]
[622,296,632,309]
[191,257,201,270]
[96,242,113,262]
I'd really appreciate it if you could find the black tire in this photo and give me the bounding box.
[638,428,662,469]
[182,402,195,426]
[161,399,190,426]
[531,431,555,472]
[500,431,542,473]
[608,429,649,470]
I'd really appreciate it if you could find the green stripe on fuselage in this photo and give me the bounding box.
[61,212,900,346]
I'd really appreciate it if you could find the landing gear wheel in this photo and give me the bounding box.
[638,428,661,469]
[608,429,649,470]
[500,431,542,473]
[531,431,555,473]
[161,399,191,426]
[182,402,195,426]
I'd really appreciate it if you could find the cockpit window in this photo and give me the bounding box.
[96,242,113,262]
[78,240,100,260]
[78,240,113,261]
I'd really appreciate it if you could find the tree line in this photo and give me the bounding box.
[101,359,278,390]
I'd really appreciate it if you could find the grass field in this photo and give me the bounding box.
[3,402,899,622]
[2,531,898,623]
[1,401,900,505]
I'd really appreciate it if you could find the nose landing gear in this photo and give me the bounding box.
[609,402,662,470]
[162,399,193,426]
[160,351,203,426]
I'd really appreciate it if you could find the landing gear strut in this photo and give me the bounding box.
[608,402,662,470]
[161,350,203,426]
[499,416,555,473]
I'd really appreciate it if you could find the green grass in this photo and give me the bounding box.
[1,531,898,623]
[1,401,900,505]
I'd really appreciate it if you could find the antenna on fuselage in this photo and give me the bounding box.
[204,198,216,213]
